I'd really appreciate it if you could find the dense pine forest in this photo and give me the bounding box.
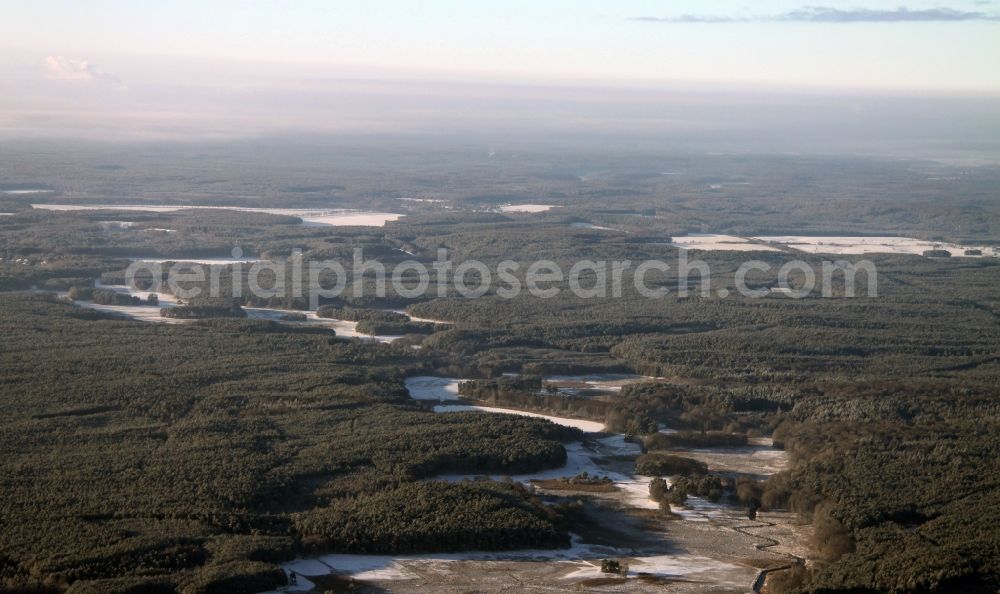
[1,148,999,593]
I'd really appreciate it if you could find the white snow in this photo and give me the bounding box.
[266,537,749,591]
[668,496,732,523]
[543,373,654,395]
[404,376,463,401]
[297,212,402,227]
[754,235,994,257]
[34,204,185,213]
[98,220,136,230]
[64,278,403,342]
[561,553,747,586]
[245,308,403,343]
[498,204,557,213]
[433,404,606,433]
[71,302,185,323]
[405,376,606,431]
[129,256,265,265]
[390,309,453,325]
[671,234,780,252]
[31,204,403,227]
[2,189,53,194]
[64,282,182,324]
[398,197,445,203]
[95,280,178,306]
[570,222,618,231]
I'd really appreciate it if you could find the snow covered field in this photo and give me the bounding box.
[404,376,463,401]
[754,235,995,257]
[31,204,403,227]
[66,281,182,323]
[669,233,995,257]
[266,537,749,593]
[670,234,780,252]
[497,204,557,213]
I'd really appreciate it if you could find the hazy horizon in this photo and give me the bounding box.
[2,1,1000,158]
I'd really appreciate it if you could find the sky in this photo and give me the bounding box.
[3,0,999,90]
[1,1,999,148]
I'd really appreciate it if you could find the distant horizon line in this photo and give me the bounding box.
[5,46,1000,97]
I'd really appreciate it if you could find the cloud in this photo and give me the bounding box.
[780,6,1000,22]
[630,5,1000,24]
[630,15,745,23]
[45,56,126,89]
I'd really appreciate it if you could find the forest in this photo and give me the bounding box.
[0,294,578,593]
[1,147,999,593]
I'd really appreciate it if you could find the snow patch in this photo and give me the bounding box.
[498,204,557,213]
[671,234,780,252]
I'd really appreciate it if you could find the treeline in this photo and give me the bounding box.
[161,299,247,319]
[760,386,1000,594]
[316,306,407,323]
[634,453,707,477]
[66,287,159,306]
[295,480,569,554]
[644,431,749,450]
